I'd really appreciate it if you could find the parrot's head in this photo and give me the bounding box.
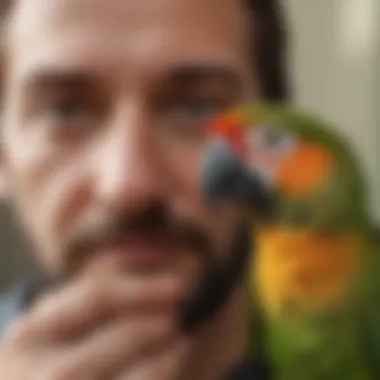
[203,103,368,233]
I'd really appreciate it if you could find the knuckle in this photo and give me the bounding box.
[29,291,58,317]
[79,278,109,312]
[125,326,144,344]
[137,363,170,380]
[3,318,35,346]
[124,318,170,345]
[46,362,81,380]
[140,367,157,379]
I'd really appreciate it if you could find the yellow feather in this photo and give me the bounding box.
[252,227,360,318]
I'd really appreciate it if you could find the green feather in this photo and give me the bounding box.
[240,102,380,379]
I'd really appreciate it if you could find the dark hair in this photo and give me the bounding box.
[246,0,291,102]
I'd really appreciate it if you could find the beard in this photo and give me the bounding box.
[179,225,250,332]
[26,203,252,333]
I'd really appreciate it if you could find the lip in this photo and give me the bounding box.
[95,237,175,270]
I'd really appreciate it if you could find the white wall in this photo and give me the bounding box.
[285,0,380,224]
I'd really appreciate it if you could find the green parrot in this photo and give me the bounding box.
[201,102,380,380]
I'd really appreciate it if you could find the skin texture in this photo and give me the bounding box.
[0,0,258,379]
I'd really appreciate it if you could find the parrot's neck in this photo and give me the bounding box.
[253,227,362,318]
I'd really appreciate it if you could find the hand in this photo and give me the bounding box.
[0,262,190,380]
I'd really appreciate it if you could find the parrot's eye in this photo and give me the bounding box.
[252,124,297,155]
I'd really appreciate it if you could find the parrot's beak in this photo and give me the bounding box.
[202,139,276,219]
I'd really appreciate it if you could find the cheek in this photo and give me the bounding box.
[162,140,243,257]
[3,141,91,261]
[160,136,204,215]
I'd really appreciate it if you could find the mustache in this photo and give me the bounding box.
[28,204,249,334]
[62,204,213,271]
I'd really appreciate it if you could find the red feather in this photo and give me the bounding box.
[208,113,247,156]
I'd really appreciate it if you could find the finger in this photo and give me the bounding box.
[58,315,180,380]
[117,339,191,380]
[15,273,181,345]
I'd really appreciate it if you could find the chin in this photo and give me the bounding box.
[69,245,201,284]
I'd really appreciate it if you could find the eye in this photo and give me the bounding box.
[42,94,104,142]
[47,98,93,123]
[158,97,229,139]
[252,124,298,155]
[175,98,225,120]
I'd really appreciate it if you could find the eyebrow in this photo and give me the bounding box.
[22,69,101,91]
[22,64,244,95]
[161,64,243,90]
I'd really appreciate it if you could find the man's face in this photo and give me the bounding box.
[1,0,255,317]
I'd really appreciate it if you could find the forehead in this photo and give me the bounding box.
[7,0,250,83]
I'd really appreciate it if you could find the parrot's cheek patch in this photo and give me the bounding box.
[275,144,335,196]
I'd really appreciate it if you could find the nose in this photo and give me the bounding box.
[95,101,164,212]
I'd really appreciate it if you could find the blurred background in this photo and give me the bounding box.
[0,0,378,291]
[286,0,379,221]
